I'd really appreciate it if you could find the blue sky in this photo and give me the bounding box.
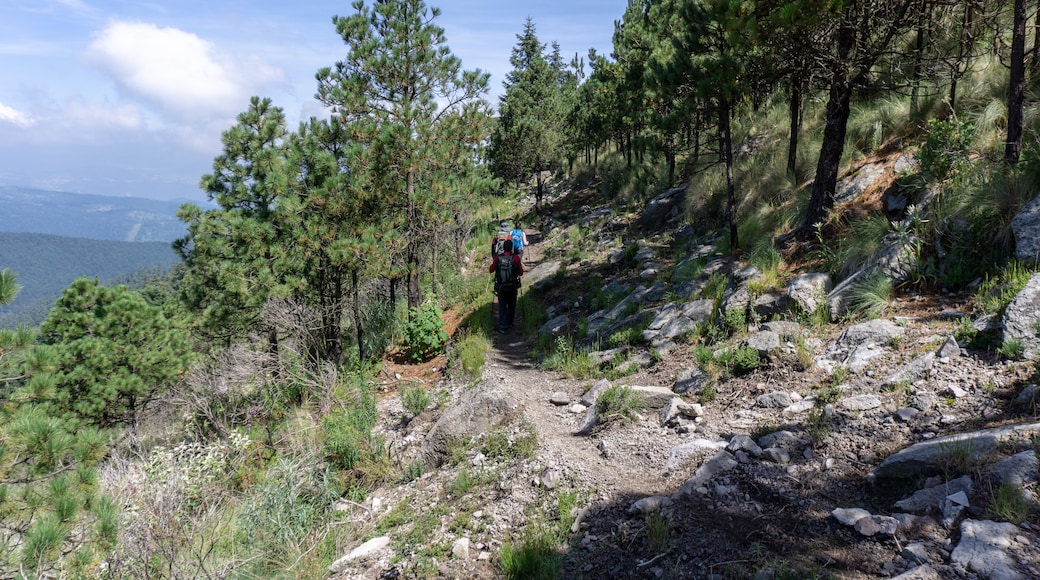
[0,0,626,202]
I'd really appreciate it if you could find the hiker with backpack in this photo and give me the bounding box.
[491,221,512,259]
[489,238,523,333]
[510,221,528,264]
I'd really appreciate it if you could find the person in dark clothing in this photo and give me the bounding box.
[489,239,524,332]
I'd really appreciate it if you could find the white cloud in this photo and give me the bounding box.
[65,100,143,130]
[0,101,34,128]
[86,20,284,124]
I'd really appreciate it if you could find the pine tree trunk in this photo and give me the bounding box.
[1006,0,1026,165]
[353,270,364,362]
[406,167,422,311]
[721,97,738,250]
[787,76,802,178]
[793,23,855,243]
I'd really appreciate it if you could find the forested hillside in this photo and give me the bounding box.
[0,0,1037,578]
[0,232,180,327]
[0,186,190,242]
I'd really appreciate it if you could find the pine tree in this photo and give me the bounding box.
[176,97,291,349]
[30,278,192,428]
[489,18,572,210]
[316,0,490,311]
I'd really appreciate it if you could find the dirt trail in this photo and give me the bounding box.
[484,240,679,502]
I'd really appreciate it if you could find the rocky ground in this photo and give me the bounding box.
[328,181,1040,579]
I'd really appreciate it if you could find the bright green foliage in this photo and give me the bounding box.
[29,278,191,428]
[499,524,562,580]
[316,0,491,311]
[402,384,431,416]
[0,267,19,305]
[595,385,646,423]
[403,302,449,362]
[917,118,975,182]
[733,345,762,374]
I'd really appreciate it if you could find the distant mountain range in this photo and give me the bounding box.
[0,186,196,242]
[0,187,198,328]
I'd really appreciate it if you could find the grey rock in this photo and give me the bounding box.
[549,391,570,406]
[761,447,790,464]
[669,367,711,394]
[890,565,944,580]
[875,423,1040,480]
[538,467,562,490]
[902,543,931,565]
[936,336,961,358]
[628,385,680,409]
[757,391,794,409]
[787,273,832,316]
[581,379,612,407]
[664,439,728,472]
[883,352,936,387]
[855,515,899,536]
[847,343,886,372]
[527,260,564,290]
[835,161,886,204]
[758,430,799,450]
[986,450,1038,488]
[727,434,764,458]
[761,320,803,339]
[674,451,739,497]
[423,385,521,467]
[1002,273,1040,360]
[896,407,920,422]
[660,397,684,426]
[1013,384,1039,409]
[832,507,871,526]
[1011,194,1040,262]
[942,491,970,528]
[782,398,816,415]
[628,495,672,514]
[841,394,882,411]
[329,536,392,573]
[641,184,688,227]
[894,475,973,514]
[745,330,781,358]
[834,319,906,352]
[452,537,470,560]
[950,519,1023,579]
[539,314,571,336]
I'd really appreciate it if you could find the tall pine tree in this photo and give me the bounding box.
[316,0,490,311]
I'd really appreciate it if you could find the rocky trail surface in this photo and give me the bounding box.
[330,178,1040,580]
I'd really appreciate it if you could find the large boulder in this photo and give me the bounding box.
[1011,195,1040,262]
[1003,273,1040,360]
[423,383,521,466]
[641,184,688,227]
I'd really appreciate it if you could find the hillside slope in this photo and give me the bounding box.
[0,186,190,242]
[328,174,1040,579]
[0,232,180,328]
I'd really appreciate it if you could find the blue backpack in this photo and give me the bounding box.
[510,228,524,252]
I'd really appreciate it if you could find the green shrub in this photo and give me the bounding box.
[916,118,974,183]
[988,481,1036,524]
[500,524,562,580]
[482,424,538,461]
[645,511,670,551]
[595,385,645,423]
[733,346,761,374]
[848,274,893,319]
[401,384,431,416]
[449,329,491,382]
[403,302,449,362]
